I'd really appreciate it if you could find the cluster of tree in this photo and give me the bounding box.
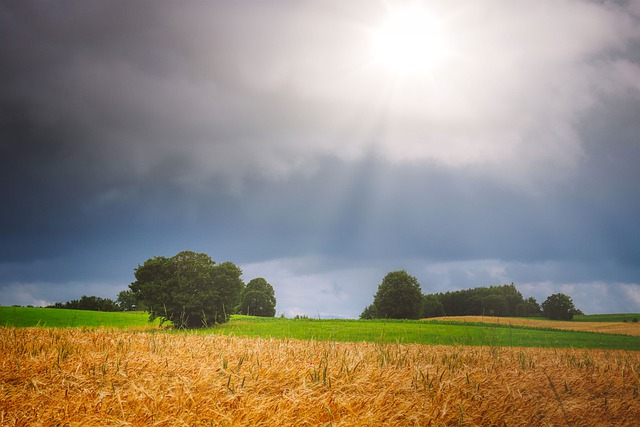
[115,290,145,311]
[48,292,144,312]
[48,295,120,312]
[428,284,541,318]
[360,271,424,320]
[46,251,277,327]
[238,278,277,317]
[361,270,582,321]
[541,293,583,320]
[129,251,276,328]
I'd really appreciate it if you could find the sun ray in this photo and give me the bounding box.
[370,3,450,76]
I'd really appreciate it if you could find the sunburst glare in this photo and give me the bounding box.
[370,3,450,76]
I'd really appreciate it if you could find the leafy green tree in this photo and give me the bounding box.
[129,251,244,328]
[116,290,142,311]
[499,283,526,317]
[211,261,245,317]
[238,278,276,317]
[432,284,536,317]
[359,303,378,320]
[422,294,445,318]
[541,293,578,321]
[481,294,508,316]
[365,270,424,319]
[524,296,541,316]
[50,295,120,311]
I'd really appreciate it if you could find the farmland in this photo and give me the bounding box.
[0,306,157,329]
[210,316,640,350]
[1,308,640,425]
[2,307,640,350]
[429,315,640,337]
[2,326,639,426]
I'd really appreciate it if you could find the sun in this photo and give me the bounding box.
[370,4,448,76]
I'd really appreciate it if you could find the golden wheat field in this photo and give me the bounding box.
[433,316,640,337]
[1,327,639,426]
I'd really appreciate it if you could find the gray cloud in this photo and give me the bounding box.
[1,1,640,315]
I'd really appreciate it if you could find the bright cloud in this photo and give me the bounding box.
[1,1,640,317]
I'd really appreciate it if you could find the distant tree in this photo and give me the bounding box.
[63,299,80,309]
[422,294,445,318]
[360,304,378,320]
[481,294,508,316]
[238,278,276,317]
[211,261,245,317]
[81,295,119,312]
[48,295,120,311]
[129,251,244,328]
[499,283,527,317]
[541,293,578,321]
[524,296,541,316]
[364,270,424,319]
[432,284,536,317]
[48,302,66,309]
[116,290,141,311]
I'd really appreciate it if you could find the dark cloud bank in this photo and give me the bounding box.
[1,1,640,317]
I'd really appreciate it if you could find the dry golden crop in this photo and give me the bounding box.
[1,327,639,426]
[433,316,640,337]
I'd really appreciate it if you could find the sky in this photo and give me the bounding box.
[2,0,640,318]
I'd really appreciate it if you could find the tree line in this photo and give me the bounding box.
[361,270,582,321]
[46,255,583,327]
[48,295,121,312]
[48,251,277,328]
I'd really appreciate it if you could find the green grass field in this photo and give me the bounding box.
[211,315,640,350]
[0,306,156,328]
[573,313,640,322]
[2,307,639,351]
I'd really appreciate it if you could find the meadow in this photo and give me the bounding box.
[0,306,157,329]
[212,315,640,351]
[574,313,640,323]
[2,307,640,350]
[2,307,640,425]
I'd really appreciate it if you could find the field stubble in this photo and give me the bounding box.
[1,327,639,426]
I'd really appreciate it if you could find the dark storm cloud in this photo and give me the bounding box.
[1,1,640,315]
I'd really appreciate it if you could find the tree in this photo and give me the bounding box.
[541,293,578,321]
[364,270,424,319]
[481,294,508,316]
[524,296,541,316]
[116,290,142,311]
[238,278,276,317]
[360,304,378,320]
[498,283,526,317]
[129,251,244,328]
[430,284,536,317]
[48,295,120,311]
[211,261,245,318]
[422,294,445,318]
